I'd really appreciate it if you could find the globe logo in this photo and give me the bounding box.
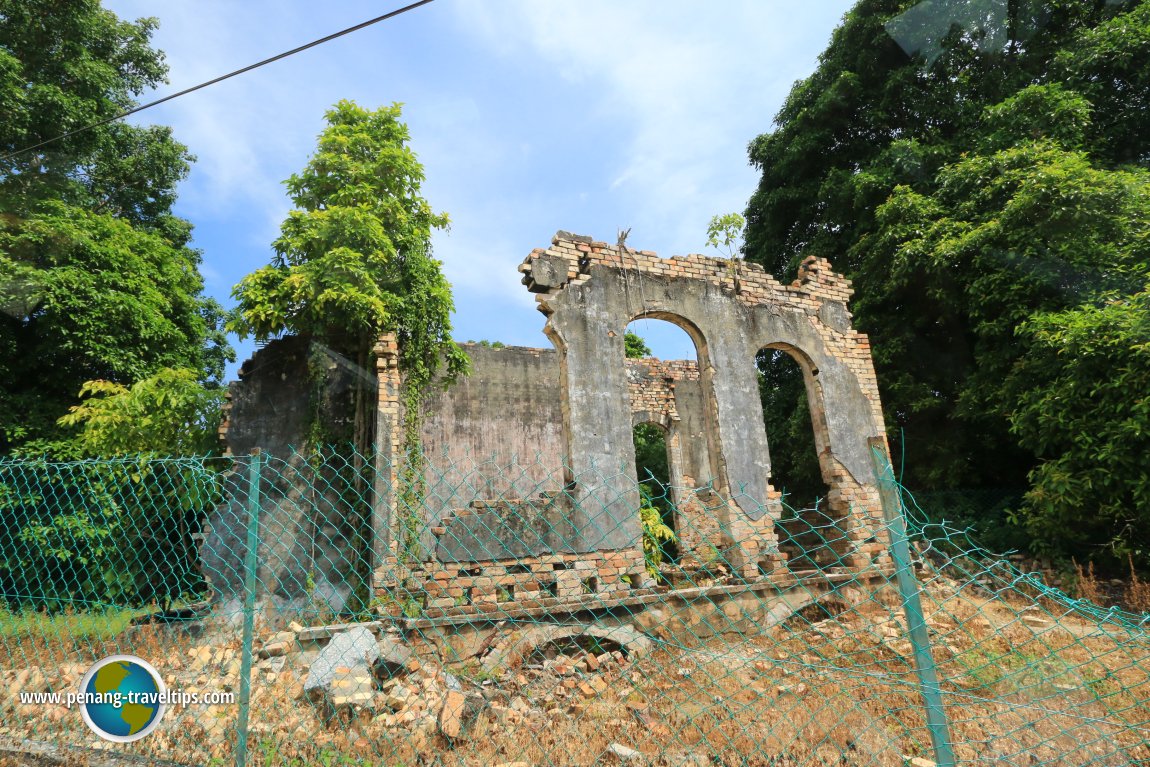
[77,655,167,742]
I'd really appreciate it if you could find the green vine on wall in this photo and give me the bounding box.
[228,101,470,580]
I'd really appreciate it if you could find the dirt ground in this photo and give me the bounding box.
[3,573,1150,767]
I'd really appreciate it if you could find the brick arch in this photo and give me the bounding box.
[521,232,890,576]
[756,342,833,487]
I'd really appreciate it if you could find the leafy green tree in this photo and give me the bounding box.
[745,0,1122,280]
[870,129,1148,429]
[745,0,1139,477]
[467,339,506,349]
[624,331,651,359]
[633,423,668,488]
[230,101,466,588]
[0,0,231,453]
[856,92,1148,489]
[1,205,230,451]
[1005,284,1150,567]
[57,368,225,456]
[0,0,172,214]
[231,101,467,453]
[705,212,745,258]
[743,0,1150,564]
[1057,2,1150,166]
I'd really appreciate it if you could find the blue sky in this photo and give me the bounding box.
[102,0,855,378]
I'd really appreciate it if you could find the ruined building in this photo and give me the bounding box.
[209,232,891,617]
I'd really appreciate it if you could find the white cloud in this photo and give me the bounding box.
[457,0,849,256]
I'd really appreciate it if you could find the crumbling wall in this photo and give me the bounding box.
[221,229,893,613]
[205,337,363,615]
[520,232,890,576]
[417,344,564,536]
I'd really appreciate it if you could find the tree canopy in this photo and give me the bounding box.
[0,0,230,454]
[58,367,226,456]
[230,100,467,449]
[624,331,652,359]
[744,0,1150,566]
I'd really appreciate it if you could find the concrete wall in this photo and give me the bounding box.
[417,344,565,538]
[521,232,891,575]
[220,230,893,596]
[205,337,363,615]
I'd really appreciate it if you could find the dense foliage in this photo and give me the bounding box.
[0,1,231,609]
[0,452,219,609]
[0,0,231,454]
[744,0,1150,567]
[231,100,467,452]
[58,368,226,456]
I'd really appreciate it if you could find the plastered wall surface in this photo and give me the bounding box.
[520,232,890,575]
[219,230,894,610]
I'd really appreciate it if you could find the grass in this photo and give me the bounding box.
[0,604,142,642]
[247,739,400,767]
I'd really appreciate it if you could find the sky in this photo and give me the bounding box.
[101,0,857,379]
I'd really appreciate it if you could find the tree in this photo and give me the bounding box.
[745,0,1121,279]
[231,100,467,454]
[743,0,1150,564]
[0,0,231,453]
[1006,284,1150,567]
[1,367,227,609]
[1058,2,1150,166]
[230,101,466,589]
[58,368,225,456]
[624,331,651,359]
[705,212,745,259]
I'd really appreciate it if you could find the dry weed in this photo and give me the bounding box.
[1125,555,1150,613]
[1073,559,1104,604]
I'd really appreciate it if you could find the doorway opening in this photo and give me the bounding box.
[633,421,678,568]
[755,347,840,570]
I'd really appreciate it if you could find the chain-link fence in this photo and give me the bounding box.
[1,447,1148,766]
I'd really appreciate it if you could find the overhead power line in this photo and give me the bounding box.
[0,0,436,164]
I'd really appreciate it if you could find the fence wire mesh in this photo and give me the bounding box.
[1,447,1148,767]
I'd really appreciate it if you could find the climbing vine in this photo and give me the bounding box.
[229,100,469,588]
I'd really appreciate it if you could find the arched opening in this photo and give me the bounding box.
[755,345,841,570]
[624,316,698,362]
[624,316,701,573]
[632,420,678,567]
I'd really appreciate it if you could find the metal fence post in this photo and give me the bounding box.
[869,440,956,767]
[235,449,262,767]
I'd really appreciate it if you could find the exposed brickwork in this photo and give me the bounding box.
[624,358,721,566]
[522,236,885,436]
[226,231,893,609]
[377,547,648,618]
[626,357,697,426]
[521,232,892,576]
[373,334,403,566]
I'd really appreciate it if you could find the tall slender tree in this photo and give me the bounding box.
[230,100,467,456]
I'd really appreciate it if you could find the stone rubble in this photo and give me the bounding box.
[0,585,1076,765]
